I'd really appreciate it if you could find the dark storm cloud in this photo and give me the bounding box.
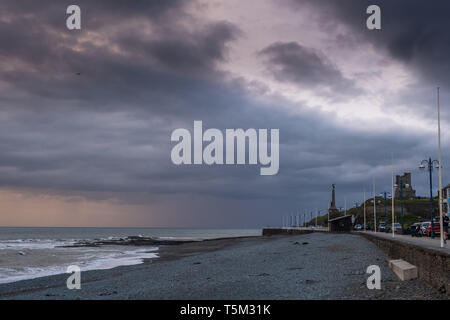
[0,0,253,201]
[0,0,186,26]
[0,0,187,66]
[259,42,362,99]
[115,21,239,75]
[0,89,430,203]
[290,0,450,86]
[0,0,247,200]
[0,0,239,109]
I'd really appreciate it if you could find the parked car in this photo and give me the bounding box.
[425,222,441,237]
[378,222,386,232]
[386,222,402,233]
[410,223,422,237]
[354,224,362,230]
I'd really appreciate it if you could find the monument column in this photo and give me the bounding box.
[328,184,340,220]
[331,184,336,208]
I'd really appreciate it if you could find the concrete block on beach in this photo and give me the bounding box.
[388,259,418,281]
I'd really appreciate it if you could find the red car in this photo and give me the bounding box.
[425,223,441,237]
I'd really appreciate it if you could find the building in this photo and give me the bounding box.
[395,172,416,199]
[440,184,450,214]
[329,215,353,232]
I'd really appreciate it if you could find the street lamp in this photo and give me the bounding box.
[419,158,440,239]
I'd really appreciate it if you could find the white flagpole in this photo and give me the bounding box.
[364,188,366,231]
[438,87,444,248]
[392,153,395,238]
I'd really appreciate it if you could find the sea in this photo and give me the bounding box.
[0,227,260,284]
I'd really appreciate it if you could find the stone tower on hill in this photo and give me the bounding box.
[395,172,416,200]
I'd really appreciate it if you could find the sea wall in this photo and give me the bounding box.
[262,228,315,236]
[359,233,449,295]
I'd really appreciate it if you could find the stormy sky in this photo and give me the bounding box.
[0,0,449,227]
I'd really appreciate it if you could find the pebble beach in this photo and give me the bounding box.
[0,233,447,300]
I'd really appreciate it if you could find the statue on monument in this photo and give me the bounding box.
[330,183,336,209]
[328,183,340,219]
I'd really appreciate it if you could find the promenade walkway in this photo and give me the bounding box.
[359,231,450,255]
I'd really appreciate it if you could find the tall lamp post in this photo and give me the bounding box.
[419,158,439,239]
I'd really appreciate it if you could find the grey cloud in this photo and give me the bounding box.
[0,0,187,66]
[115,21,240,75]
[0,0,187,27]
[0,1,240,115]
[0,82,435,204]
[289,0,450,88]
[259,42,362,99]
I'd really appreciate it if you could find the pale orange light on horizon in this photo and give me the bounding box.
[0,189,159,227]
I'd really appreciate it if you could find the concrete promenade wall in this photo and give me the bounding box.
[359,233,449,294]
[262,228,315,236]
[262,228,344,236]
